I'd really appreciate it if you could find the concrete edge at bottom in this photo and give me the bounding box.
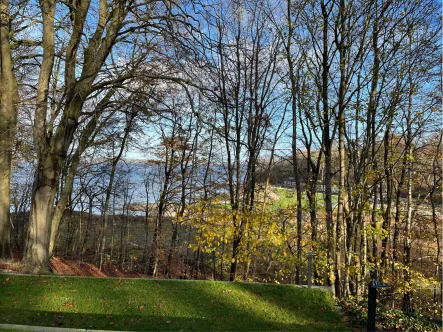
[0,324,132,332]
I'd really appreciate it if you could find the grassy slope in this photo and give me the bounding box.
[0,274,348,331]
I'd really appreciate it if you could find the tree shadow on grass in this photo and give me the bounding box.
[0,275,346,331]
[229,282,348,331]
[1,308,321,331]
[0,308,234,331]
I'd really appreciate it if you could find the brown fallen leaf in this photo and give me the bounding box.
[139,305,145,311]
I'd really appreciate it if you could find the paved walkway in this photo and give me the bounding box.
[0,324,130,332]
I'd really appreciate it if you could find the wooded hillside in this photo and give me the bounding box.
[0,0,440,322]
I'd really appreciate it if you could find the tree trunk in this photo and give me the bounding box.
[392,150,407,275]
[23,0,55,271]
[49,102,112,257]
[149,149,174,277]
[402,142,413,312]
[0,0,19,258]
[335,0,348,297]
[282,0,304,284]
[24,0,129,270]
[366,1,381,280]
[24,162,58,272]
[0,150,12,258]
[431,133,442,303]
[229,224,241,281]
[320,0,336,295]
[49,158,76,257]
[98,113,134,270]
[79,196,94,260]
[143,182,150,273]
[402,64,414,313]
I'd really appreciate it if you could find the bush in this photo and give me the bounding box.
[339,298,441,332]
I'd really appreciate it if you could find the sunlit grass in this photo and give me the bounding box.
[272,187,338,211]
[0,274,348,331]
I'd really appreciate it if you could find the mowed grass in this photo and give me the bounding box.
[0,274,348,331]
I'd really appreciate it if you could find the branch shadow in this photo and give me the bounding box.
[0,275,347,331]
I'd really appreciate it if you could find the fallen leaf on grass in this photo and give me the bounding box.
[139,305,145,311]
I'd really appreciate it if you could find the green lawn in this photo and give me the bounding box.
[0,274,348,331]
[273,187,338,210]
[273,188,298,208]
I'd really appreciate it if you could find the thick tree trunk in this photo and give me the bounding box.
[24,160,58,272]
[0,154,12,258]
[23,0,56,271]
[0,0,19,258]
[25,0,128,270]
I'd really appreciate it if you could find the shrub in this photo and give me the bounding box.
[339,298,441,332]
